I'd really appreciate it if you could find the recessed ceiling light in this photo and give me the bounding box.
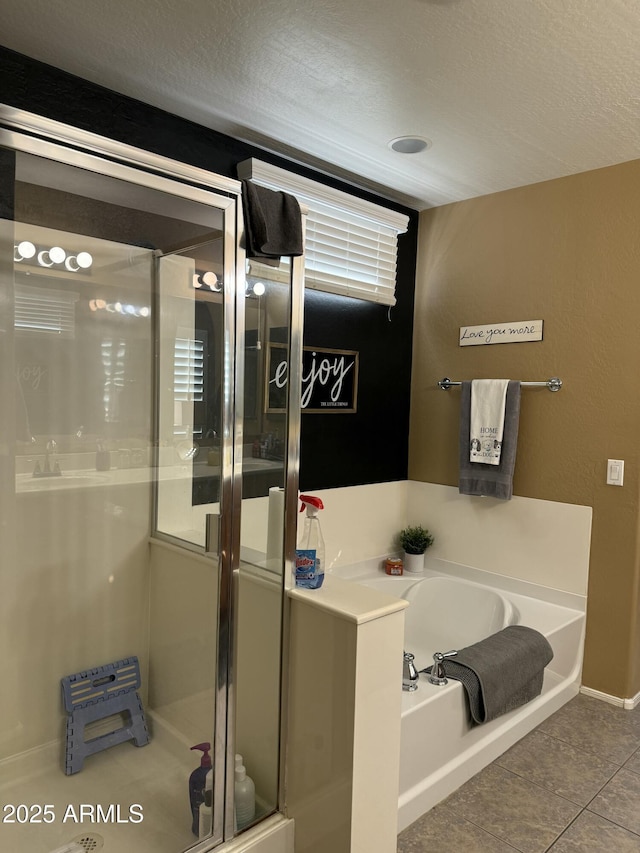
[388,136,432,154]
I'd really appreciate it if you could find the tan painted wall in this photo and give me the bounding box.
[409,159,640,699]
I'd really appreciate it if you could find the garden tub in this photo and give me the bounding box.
[354,566,585,831]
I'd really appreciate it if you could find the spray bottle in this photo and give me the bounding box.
[295,494,325,589]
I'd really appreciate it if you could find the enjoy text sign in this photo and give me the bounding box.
[459,320,543,347]
[266,344,359,413]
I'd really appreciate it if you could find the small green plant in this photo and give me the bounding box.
[398,525,434,555]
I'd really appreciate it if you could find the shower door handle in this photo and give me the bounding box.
[205,512,220,555]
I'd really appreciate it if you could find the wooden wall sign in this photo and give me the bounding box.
[266,344,359,413]
[459,319,543,346]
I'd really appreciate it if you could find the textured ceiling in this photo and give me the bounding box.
[2,0,640,210]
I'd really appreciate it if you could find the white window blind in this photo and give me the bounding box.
[14,284,79,337]
[174,336,204,402]
[237,159,409,307]
[303,199,399,304]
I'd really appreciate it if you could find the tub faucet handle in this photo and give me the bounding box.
[402,651,419,692]
[428,650,457,686]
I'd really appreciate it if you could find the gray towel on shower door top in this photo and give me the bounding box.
[241,180,303,262]
[458,380,521,500]
[433,625,553,725]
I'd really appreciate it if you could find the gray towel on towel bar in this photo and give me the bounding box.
[241,180,303,262]
[430,625,553,725]
[459,380,521,500]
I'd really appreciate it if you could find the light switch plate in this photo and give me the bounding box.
[607,459,624,486]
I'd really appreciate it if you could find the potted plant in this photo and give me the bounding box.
[398,525,434,573]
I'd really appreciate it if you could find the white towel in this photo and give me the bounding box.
[469,379,509,465]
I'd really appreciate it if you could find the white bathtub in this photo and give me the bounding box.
[355,567,586,832]
[362,574,515,673]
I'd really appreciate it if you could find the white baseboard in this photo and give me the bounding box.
[580,685,640,710]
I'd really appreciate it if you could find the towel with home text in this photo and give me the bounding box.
[470,379,509,465]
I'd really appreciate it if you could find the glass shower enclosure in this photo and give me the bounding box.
[0,109,301,853]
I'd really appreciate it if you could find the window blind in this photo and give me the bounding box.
[303,198,400,305]
[14,284,79,337]
[237,159,409,307]
[174,336,204,402]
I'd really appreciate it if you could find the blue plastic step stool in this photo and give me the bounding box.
[61,655,150,775]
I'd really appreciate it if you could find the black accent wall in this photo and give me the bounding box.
[0,46,418,490]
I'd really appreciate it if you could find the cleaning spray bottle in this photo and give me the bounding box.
[295,494,325,589]
[189,742,212,836]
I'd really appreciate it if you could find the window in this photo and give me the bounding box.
[14,284,79,337]
[174,335,205,402]
[238,159,409,307]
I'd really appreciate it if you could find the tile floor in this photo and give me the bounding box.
[397,694,640,852]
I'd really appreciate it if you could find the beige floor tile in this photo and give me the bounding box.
[588,768,640,835]
[397,804,521,852]
[624,746,640,776]
[537,695,640,764]
[548,810,640,852]
[545,695,640,728]
[398,697,640,853]
[442,764,580,853]
[495,729,618,805]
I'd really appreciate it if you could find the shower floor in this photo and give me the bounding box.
[0,731,198,853]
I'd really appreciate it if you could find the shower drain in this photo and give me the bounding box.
[71,832,105,852]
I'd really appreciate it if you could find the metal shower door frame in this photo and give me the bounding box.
[0,106,249,852]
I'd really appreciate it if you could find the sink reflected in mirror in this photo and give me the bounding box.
[242,458,283,473]
[16,473,111,492]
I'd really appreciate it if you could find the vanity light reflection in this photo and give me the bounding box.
[191,272,266,297]
[14,241,93,271]
[89,299,150,317]
[192,271,221,292]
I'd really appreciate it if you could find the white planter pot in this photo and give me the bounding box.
[403,551,425,573]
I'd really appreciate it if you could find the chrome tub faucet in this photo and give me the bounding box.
[428,650,458,686]
[403,651,419,692]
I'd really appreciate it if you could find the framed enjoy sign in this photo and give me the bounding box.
[266,344,359,413]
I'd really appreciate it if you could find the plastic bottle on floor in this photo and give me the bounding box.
[234,763,255,829]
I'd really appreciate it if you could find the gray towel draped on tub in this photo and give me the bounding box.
[459,380,521,500]
[241,180,303,262]
[429,625,553,725]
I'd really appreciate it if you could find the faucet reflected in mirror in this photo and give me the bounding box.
[32,439,62,477]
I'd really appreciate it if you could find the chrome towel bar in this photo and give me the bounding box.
[438,377,563,392]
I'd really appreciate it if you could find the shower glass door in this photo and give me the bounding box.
[0,116,293,853]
